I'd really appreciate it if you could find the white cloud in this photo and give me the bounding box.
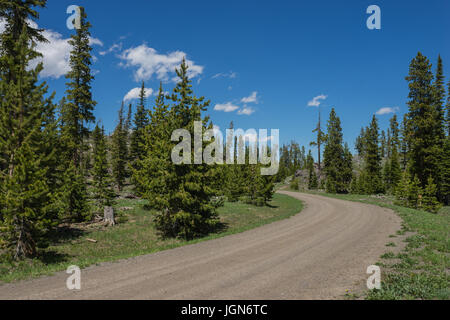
[124,87,154,102]
[0,18,103,79]
[31,31,102,79]
[308,94,327,107]
[119,44,203,82]
[241,91,258,104]
[237,107,255,116]
[376,107,400,115]
[214,102,240,113]
[31,29,72,78]
[99,43,122,56]
[212,71,237,79]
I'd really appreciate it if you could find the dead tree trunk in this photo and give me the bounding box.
[104,206,115,226]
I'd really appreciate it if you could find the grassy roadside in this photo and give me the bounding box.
[0,193,303,283]
[301,190,449,300]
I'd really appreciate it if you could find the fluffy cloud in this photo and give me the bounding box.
[241,91,258,104]
[0,18,102,79]
[124,87,154,102]
[214,102,240,113]
[33,30,102,79]
[376,107,400,115]
[307,94,327,107]
[237,107,255,116]
[31,29,72,78]
[119,44,203,82]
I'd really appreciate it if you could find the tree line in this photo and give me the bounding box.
[285,53,449,214]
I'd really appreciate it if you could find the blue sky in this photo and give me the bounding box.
[25,0,450,156]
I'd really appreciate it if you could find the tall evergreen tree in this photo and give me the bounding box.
[130,82,149,166]
[0,0,59,259]
[310,108,326,171]
[383,115,402,193]
[362,115,384,194]
[433,55,446,139]
[447,80,450,136]
[63,6,96,168]
[59,6,96,221]
[380,130,387,158]
[399,114,410,170]
[405,53,444,199]
[111,102,128,191]
[306,150,318,190]
[355,127,367,157]
[136,63,222,239]
[323,108,351,193]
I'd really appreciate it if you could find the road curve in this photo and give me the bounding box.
[0,191,401,300]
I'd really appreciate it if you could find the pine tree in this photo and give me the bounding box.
[355,127,367,157]
[408,175,422,209]
[433,55,446,141]
[431,55,446,201]
[134,83,173,208]
[59,6,96,221]
[323,108,351,193]
[0,0,59,258]
[225,123,245,201]
[380,130,387,158]
[57,162,90,222]
[422,177,442,213]
[63,6,96,168]
[405,52,444,197]
[257,173,275,205]
[92,124,115,211]
[310,108,326,171]
[137,62,221,239]
[399,114,410,170]
[350,174,359,194]
[384,146,401,193]
[383,115,402,193]
[130,82,149,166]
[395,170,411,207]
[306,150,318,190]
[111,102,128,191]
[361,115,384,194]
[342,143,353,191]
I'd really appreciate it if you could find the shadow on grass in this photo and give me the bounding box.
[37,250,69,265]
[47,225,86,244]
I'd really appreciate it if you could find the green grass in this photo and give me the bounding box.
[0,193,303,283]
[302,190,449,300]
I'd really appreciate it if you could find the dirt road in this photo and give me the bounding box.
[0,191,401,300]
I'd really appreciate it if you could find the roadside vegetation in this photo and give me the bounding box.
[0,193,302,283]
[302,191,449,300]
